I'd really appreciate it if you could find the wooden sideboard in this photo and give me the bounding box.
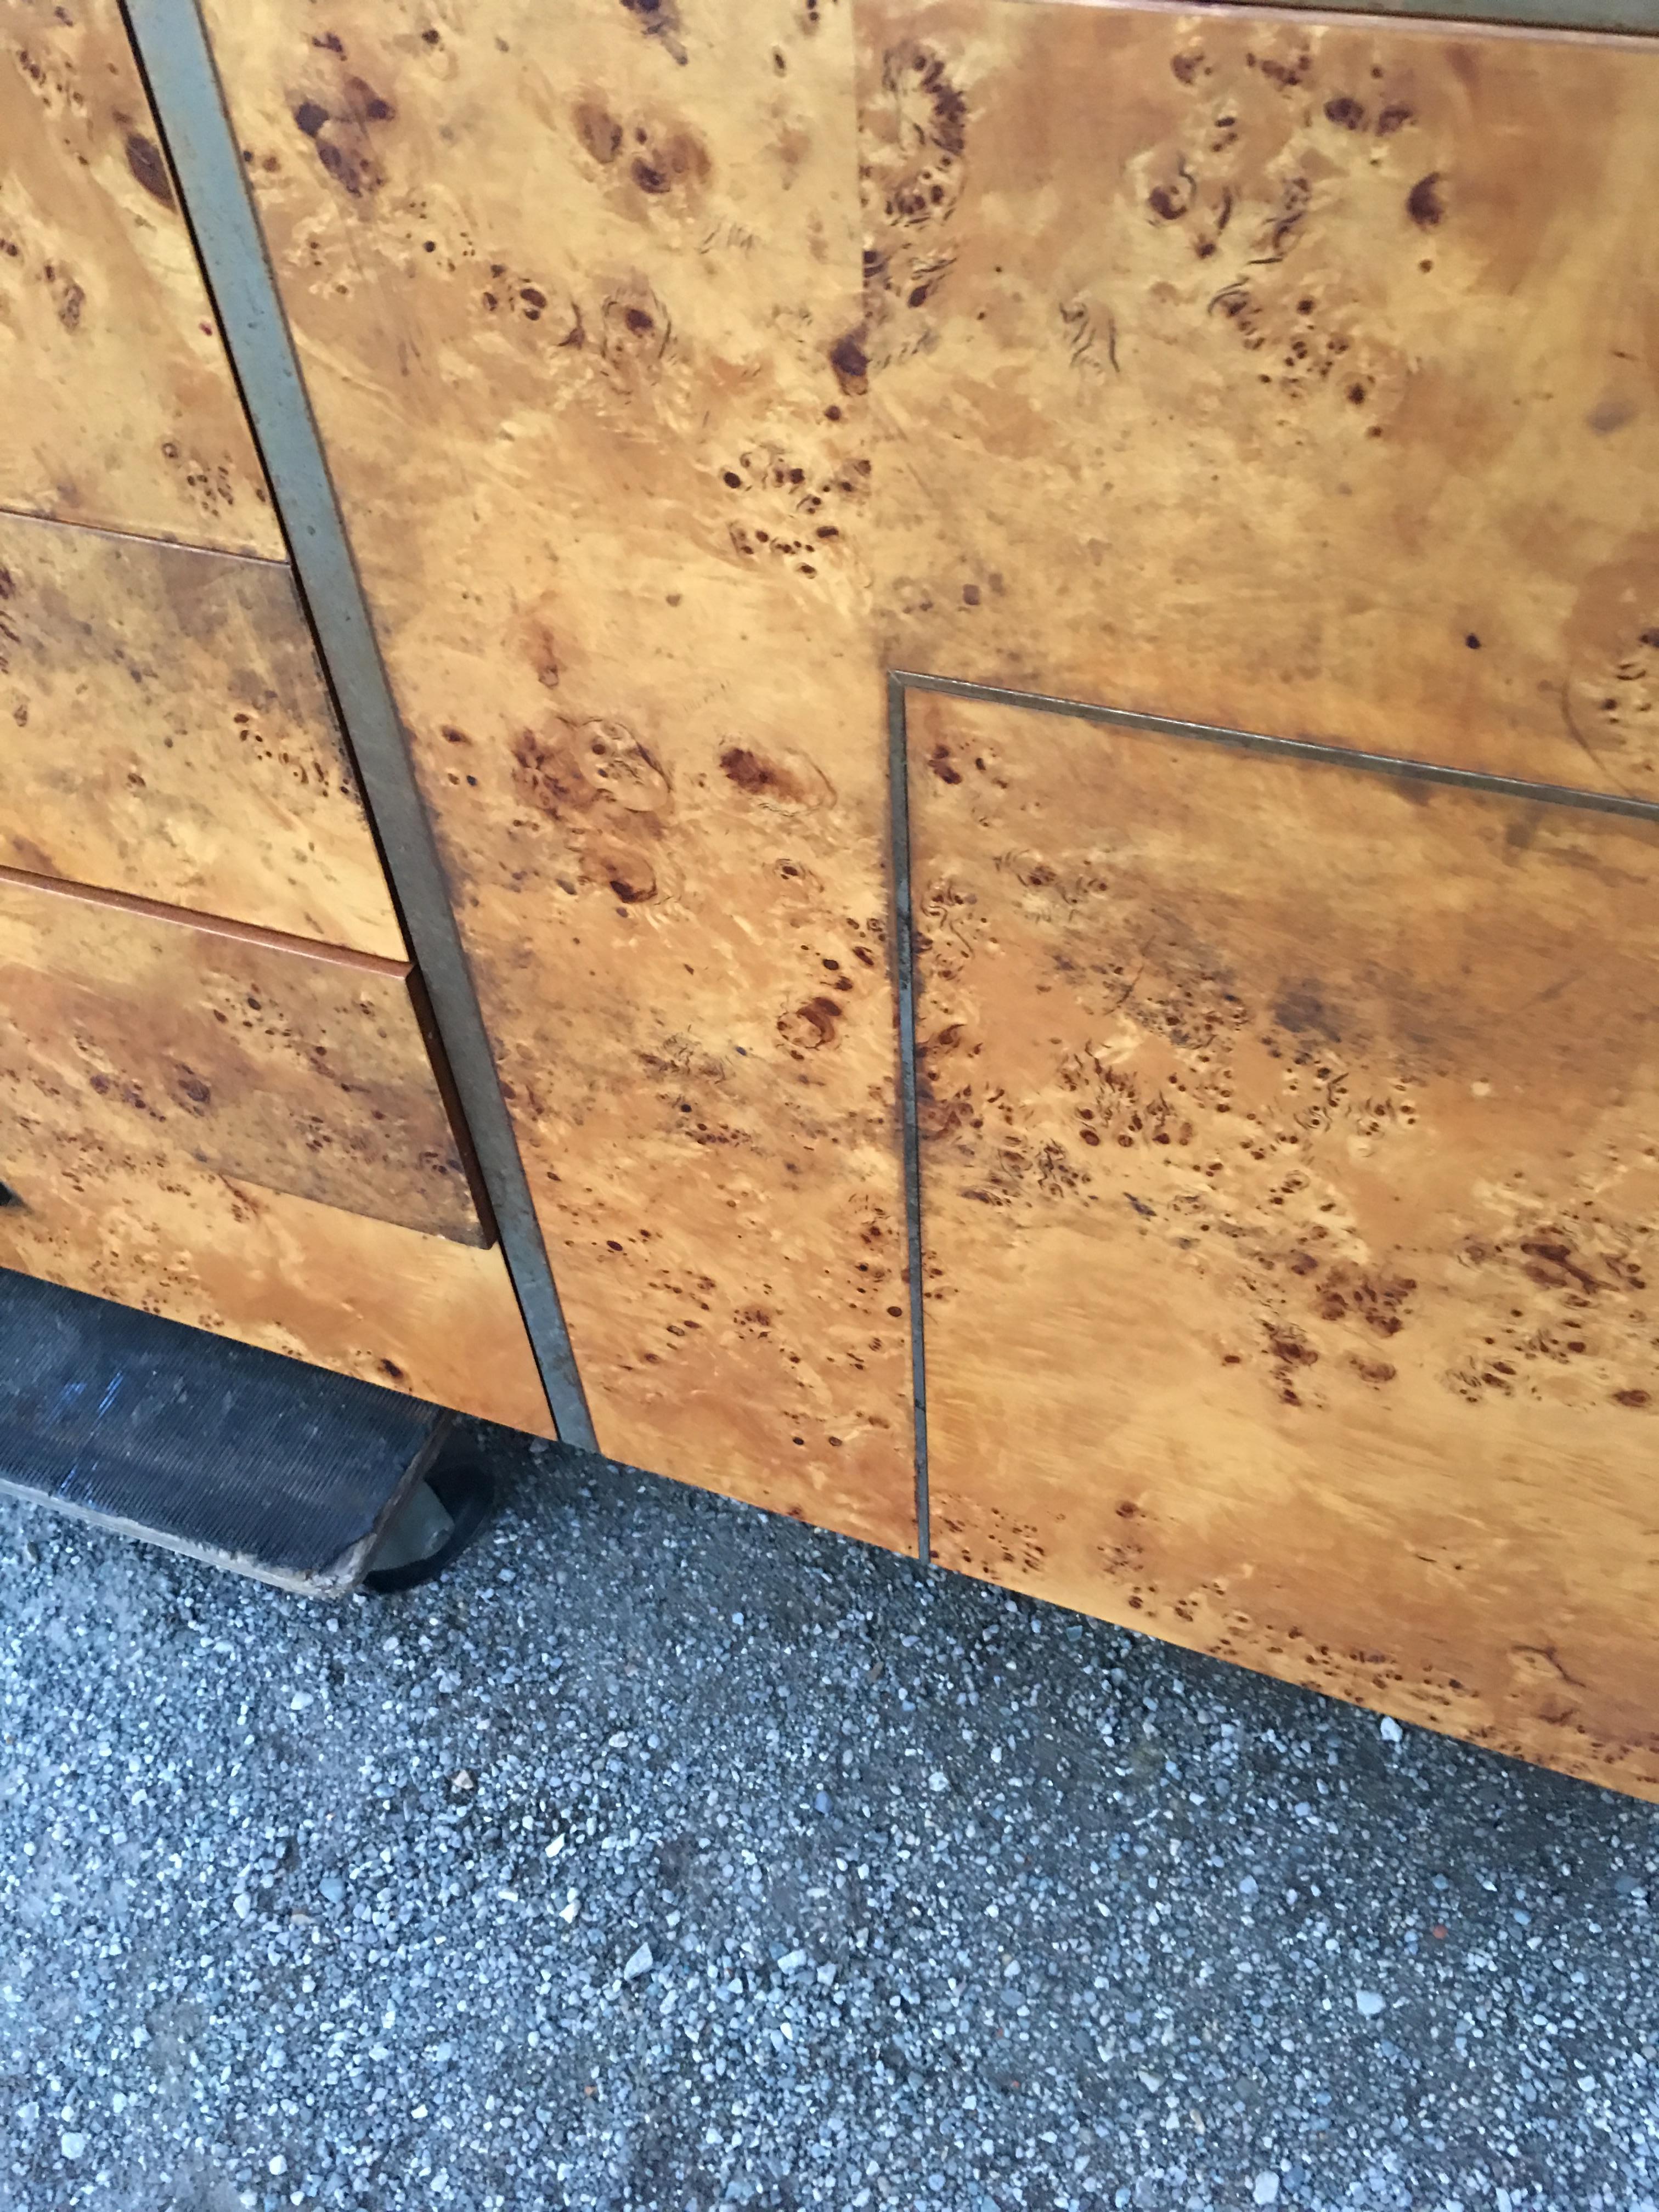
[5,0,1659,1796]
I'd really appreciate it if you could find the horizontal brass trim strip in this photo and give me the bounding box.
[894,670,1659,824]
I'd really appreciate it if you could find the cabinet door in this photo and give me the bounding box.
[907,686,1659,1796]
[872,4,1659,1794]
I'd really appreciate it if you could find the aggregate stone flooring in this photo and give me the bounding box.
[2,1429,1657,2212]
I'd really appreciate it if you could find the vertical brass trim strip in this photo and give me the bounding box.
[887,675,931,1565]
[122,0,597,1450]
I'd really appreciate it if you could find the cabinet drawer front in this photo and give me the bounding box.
[0,872,484,1245]
[0,1173,552,1441]
[0,512,406,959]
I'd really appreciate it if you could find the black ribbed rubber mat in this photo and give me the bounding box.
[0,1269,445,1592]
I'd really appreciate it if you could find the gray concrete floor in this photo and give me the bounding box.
[2,1426,1656,2212]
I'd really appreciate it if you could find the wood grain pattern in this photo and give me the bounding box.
[0,0,280,554]
[911,687,1659,1799]
[0,510,406,957]
[199,0,915,1550]
[862,2,1659,789]
[0,871,485,1244]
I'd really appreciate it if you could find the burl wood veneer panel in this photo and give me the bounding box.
[0,510,405,958]
[862,3,1659,789]
[0,0,280,555]
[0,872,484,1244]
[200,0,913,1548]
[912,689,1659,1799]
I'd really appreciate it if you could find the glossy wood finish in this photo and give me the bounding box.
[0,870,486,1244]
[910,689,1659,1798]
[0,510,406,956]
[864,2,1659,791]
[0,0,280,553]
[200,0,912,1549]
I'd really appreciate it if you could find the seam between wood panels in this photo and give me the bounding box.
[0,863,411,976]
[0,500,291,568]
